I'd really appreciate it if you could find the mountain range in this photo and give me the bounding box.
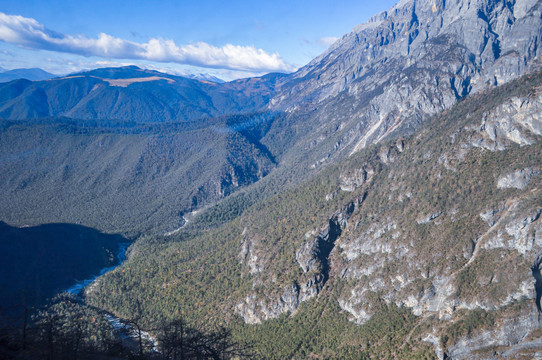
[0,68,57,83]
[1,0,542,358]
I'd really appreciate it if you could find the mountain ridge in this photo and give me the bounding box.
[2,0,542,358]
[0,68,57,83]
[0,66,286,123]
[265,0,542,167]
[86,68,542,359]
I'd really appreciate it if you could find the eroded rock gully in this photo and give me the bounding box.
[236,196,362,324]
[532,252,542,315]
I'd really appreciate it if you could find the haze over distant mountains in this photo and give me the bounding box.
[0,66,283,123]
[1,0,542,358]
[0,66,227,85]
[0,68,57,82]
[185,73,225,83]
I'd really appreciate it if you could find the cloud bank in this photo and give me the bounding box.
[0,12,294,73]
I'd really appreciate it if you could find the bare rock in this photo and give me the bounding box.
[497,167,541,190]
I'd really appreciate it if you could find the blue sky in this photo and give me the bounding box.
[0,0,398,80]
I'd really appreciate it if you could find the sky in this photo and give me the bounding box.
[0,0,398,80]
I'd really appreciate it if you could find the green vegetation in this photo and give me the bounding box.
[0,293,253,359]
[0,222,126,320]
[83,69,542,358]
[231,295,435,359]
[3,60,542,359]
[0,111,284,235]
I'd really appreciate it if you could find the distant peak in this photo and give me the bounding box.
[119,65,142,70]
[70,66,166,80]
[185,73,225,83]
[0,67,57,82]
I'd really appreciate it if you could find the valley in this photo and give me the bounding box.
[1,0,542,358]
[0,222,128,319]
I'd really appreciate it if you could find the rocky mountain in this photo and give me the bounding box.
[2,0,542,358]
[185,73,225,83]
[265,0,542,170]
[0,66,289,235]
[88,68,542,359]
[237,70,542,328]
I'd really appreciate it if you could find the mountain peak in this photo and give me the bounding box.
[119,65,142,70]
[0,68,57,82]
[269,0,542,157]
[72,65,164,80]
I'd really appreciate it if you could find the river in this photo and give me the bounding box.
[66,242,129,295]
[64,241,159,351]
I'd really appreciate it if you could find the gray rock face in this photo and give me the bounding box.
[296,237,324,274]
[497,167,541,189]
[334,200,542,339]
[236,200,359,324]
[312,79,542,355]
[339,167,373,192]
[447,307,542,360]
[232,2,542,353]
[483,204,542,255]
[339,140,404,192]
[233,65,542,356]
[469,94,542,150]
[479,202,507,226]
[239,228,264,275]
[417,211,443,224]
[269,0,542,164]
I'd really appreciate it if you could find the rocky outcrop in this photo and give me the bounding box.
[236,199,360,324]
[469,94,542,151]
[339,140,405,192]
[297,201,356,278]
[497,167,541,190]
[479,202,507,226]
[235,284,300,325]
[296,225,337,274]
[234,73,542,356]
[339,220,399,261]
[482,204,542,255]
[417,211,443,224]
[239,228,264,275]
[446,306,542,360]
[340,192,542,329]
[339,167,374,192]
[268,0,542,166]
[531,252,542,314]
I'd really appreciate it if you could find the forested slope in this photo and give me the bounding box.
[0,112,284,235]
[86,69,542,359]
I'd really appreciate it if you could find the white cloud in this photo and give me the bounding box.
[318,36,339,48]
[0,12,295,73]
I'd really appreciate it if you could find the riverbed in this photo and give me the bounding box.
[66,242,129,295]
[64,240,159,351]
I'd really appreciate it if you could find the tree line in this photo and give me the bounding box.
[0,293,252,360]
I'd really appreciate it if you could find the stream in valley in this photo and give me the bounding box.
[64,241,159,351]
[66,242,129,295]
